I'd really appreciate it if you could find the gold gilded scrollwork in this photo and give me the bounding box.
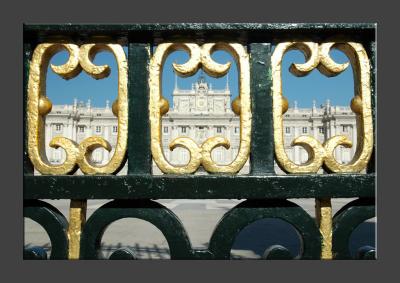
[27,43,128,175]
[272,42,373,173]
[149,43,251,174]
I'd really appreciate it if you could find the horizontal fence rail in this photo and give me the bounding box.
[23,23,376,260]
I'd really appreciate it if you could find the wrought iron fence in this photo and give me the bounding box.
[23,23,376,260]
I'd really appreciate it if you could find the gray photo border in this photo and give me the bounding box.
[1,0,396,282]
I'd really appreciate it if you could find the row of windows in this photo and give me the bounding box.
[163,126,240,134]
[53,125,118,133]
[285,125,352,135]
[285,127,310,134]
[53,123,352,136]
[55,112,105,117]
[78,125,118,133]
[284,114,309,118]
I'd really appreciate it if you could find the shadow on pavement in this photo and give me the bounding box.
[24,218,375,259]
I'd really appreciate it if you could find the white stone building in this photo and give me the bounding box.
[42,98,124,174]
[277,99,358,173]
[42,75,356,175]
[153,74,245,174]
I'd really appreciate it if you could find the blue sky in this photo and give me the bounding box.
[46,45,353,108]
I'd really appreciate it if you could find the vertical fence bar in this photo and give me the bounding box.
[249,43,275,174]
[367,40,376,174]
[67,199,87,260]
[128,43,152,174]
[315,198,333,260]
[23,42,34,174]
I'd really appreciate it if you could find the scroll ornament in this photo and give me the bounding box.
[149,43,251,174]
[272,42,373,173]
[27,43,128,175]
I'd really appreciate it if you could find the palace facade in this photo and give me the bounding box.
[42,75,357,175]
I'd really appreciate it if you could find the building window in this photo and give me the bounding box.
[96,113,101,117]
[319,127,325,134]
[113,126,118,133]
[96,126,102,133]
[302,127,307,134]
[163,126,168,134]
[53,149,62,163]
[180,150,189,164]
[181,126,187,133]
[285,127,291,134]
[216,126,222,133]
[92,149,102,164]
[55,124,62,132]
[234,127,239,134]
[78,126,85,133]
[199,126,204,130]
[342,125,348,132]
[215,150,223,163]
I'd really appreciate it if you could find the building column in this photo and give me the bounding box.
[170,126,177,162]
[351,123,357,157]
[104,125,110,162]
[294,126,300,164]
[330,120,335,138]
[86,122,92,138]
[68,119,73,140]
[72,120,77,142]
[45,123,51,159]
[50,124,55,161]
[338,145,343,164]
[313,120,318,139]
[59,123,68,162]
[170,126,176,139]
[190,125,195,139]
[62,122,68,137]
[226,126,232,162]
[330,121,337,159]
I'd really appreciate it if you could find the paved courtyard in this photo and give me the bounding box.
[24,198,376,259]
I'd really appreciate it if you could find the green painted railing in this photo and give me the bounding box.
[23,23,376,260]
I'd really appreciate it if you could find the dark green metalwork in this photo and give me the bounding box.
[23,23,376,260]
[80,200,193,259]
[24,247,48,260]
[367,41,376,174]
[127,43,152,175]
[356,246,376,260]
[109,248,138,260]
[24,174,374,199]
[262,245,293,260]
[24,200,69,259]
[24,23,375,44]
[208,200,321,259]
[23,42,33,175]
[249,43,274,174]
[332,198,375,259]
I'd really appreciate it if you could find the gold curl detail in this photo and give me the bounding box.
[149,42,251,174]
[79,44,111,79]
[171,44,201,77]
[169,137,202,174]
[272,42,373,173]
[27,43,128,175]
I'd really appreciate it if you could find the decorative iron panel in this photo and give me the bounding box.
[23,23,376,260]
